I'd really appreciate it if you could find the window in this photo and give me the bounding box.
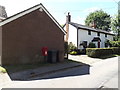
[88,31,91,35]
[97,32,100,36]
[105,34,107,37]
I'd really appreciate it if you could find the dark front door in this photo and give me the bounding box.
[98,40,100,48]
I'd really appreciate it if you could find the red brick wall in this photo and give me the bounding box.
[2,9,64,65]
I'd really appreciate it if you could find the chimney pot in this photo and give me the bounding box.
[66,12,71,23]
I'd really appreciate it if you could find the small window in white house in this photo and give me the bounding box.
[97,32,100,36]
[88,31,91,35]
[105,34,107,37]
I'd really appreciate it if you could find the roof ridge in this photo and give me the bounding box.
[69,22,114,35]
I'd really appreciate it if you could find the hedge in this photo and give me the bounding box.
[86,47,120,58]
[112,47,120,55]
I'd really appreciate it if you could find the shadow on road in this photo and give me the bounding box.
[33,64,90,80]
[8,59,90,81]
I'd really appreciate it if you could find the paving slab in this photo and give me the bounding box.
[0,72,11,87]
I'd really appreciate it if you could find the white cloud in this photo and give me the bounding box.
[83,7,101,13]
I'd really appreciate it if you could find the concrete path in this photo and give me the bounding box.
[0,72,11,87]
[1,56,118,88]
[69,55,102,65]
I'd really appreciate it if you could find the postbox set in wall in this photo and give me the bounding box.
[41,47,48,56]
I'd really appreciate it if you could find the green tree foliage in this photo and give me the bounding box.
[111,14,120,41]
[85,10,111,31]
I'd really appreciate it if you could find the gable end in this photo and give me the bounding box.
[0,4,66,34]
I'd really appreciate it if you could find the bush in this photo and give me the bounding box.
[109,41,120,47]
[69,49,86,55]
[86,47,120,58]
[104,39,111,47]
[79,49,86,54]
[88,42,96,48]
[0,66,7,73]
[70,51,77,55]
[68,42,77,53]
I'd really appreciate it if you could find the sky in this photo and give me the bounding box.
[0,0,119,25]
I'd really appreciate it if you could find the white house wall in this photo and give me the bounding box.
[100,33,106,48]
[107,35,113,41]
[78,29,96,49]
[64,25,77,46]
[78,28,113,49]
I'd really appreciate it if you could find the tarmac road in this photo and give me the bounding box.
[2,56,118,88]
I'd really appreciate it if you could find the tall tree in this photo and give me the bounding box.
[85,10,111,31]
[111,16,120,41]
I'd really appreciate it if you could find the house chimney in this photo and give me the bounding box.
[66,12,71,23]
[0,5,7,21]
[65,12,71,42]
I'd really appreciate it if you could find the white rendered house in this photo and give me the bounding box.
[64,13,114,49]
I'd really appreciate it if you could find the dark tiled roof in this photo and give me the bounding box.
[69,22,114,35]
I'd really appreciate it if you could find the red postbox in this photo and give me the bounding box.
[41,47,48,56]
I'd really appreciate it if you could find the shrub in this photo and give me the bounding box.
[109,41,120,47]
[88,42,96,48]
[86,47,120,58]
[0,66,7,73]
[68,42,77,52]
[79,49,86,54]
[104,39,111,47]
[70,51,77,55]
